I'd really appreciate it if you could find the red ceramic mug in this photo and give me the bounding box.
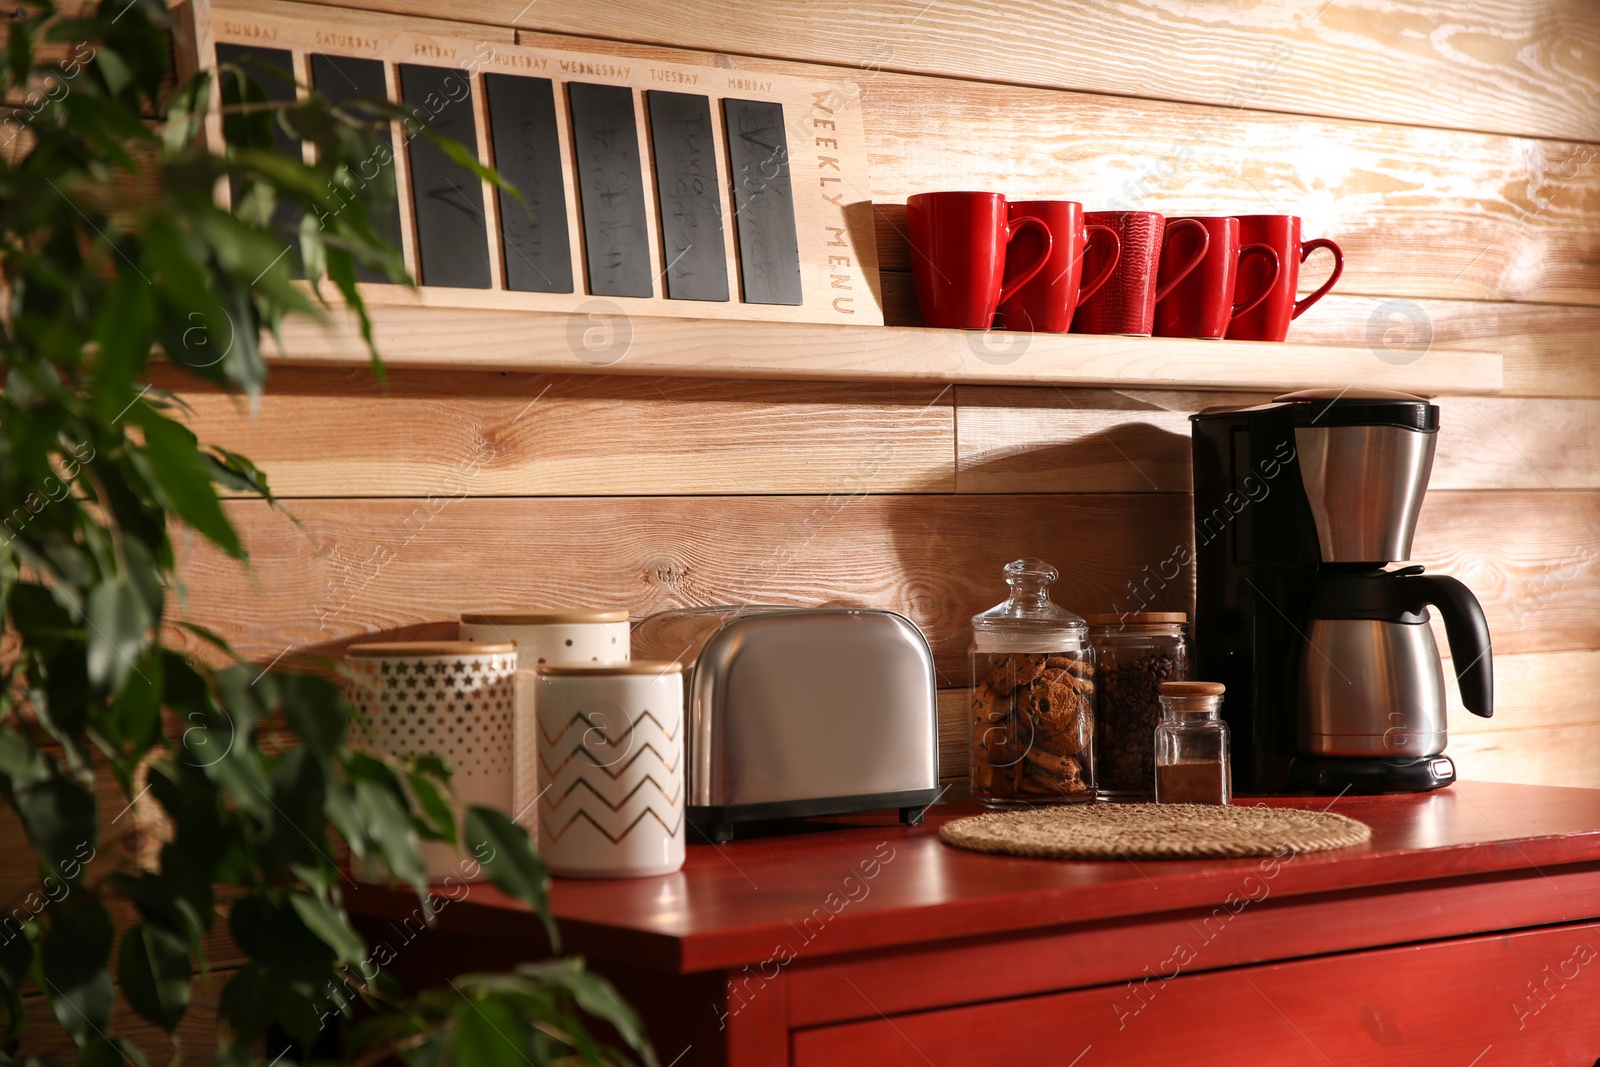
[1073,212,1209,336]
[995,201,1120,333]
[1153,217,1280,340]
[907,192,1053,330]
[1226,215,1344,342]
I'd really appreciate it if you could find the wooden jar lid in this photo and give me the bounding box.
[347,641,515,657]
[536,660,683,677]
[461,610,630,625]
[1158,681,1225,697]
[1085,612,1188,626]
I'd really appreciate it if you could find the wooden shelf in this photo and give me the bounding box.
[271,301,1503,395]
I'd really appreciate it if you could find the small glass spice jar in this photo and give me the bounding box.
[970,558,1096,807]
[1154,681,1231,805]
[1089,613,1191,800]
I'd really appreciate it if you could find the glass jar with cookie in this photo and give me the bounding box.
[970,558,1096,807]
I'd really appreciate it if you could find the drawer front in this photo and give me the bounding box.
[792,922,1600,1066]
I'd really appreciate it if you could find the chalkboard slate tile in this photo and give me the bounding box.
[722,98,802,306]
[398,64,493,290]
[215,44,302,274]
[310,54,401,284]
[483,74,574,294]
[567,82,653,299]
[645,90,729,302]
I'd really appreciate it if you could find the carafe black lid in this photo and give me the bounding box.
[1273,389,1439,431]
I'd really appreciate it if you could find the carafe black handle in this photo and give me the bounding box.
[1396,574,1494,718]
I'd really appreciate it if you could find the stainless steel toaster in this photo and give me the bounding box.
[632,606,942,842]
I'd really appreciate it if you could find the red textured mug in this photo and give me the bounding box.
[1153,217,1280,340]
[1226,215,1344,342]
[907,192,1053,330]
[995,201,1120,333]
[1073,212,1209,335]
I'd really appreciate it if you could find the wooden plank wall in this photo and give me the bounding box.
[166,3,1598,795]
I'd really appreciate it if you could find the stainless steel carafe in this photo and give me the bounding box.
[1294,418,1493,763]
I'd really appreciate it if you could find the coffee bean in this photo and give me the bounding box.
[1094,653,1181,794]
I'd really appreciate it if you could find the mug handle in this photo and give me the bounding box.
[1153,218,1211,303]
[1076,225,1122,305]
[997,216,1054,307]
[1292,237,1344,319]
[1231,243,1282,317]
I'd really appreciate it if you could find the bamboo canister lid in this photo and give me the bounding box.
[1159,681,1226,697]
[536,660,683,677]
[347,641,515,657]
[460,610,629,625]
[1086,612,1188,626]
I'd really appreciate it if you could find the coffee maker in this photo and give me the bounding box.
[1190,390,1493,794]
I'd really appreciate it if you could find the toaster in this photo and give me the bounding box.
[632,606,942,842]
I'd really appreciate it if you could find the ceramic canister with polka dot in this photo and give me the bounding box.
[535,661,684,878]
[459,611,630,833]
[342,641,517,883]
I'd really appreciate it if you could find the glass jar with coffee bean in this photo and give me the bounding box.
[970,559,1095,807]
[1087,613,1190,799]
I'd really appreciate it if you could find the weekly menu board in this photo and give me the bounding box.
[205,0,884,325]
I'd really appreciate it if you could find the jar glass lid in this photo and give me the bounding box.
[972,558,1087,648]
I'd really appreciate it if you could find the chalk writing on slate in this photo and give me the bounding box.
[645,90,729,302]
[483,74,574,293]
[567,82,653,299]
[216,44,302,273]
[722,98,802,306]
[398,64,492,289]
[309,54,400,283]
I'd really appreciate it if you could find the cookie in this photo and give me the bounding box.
[1021,751,1085,795]
[1046,655,1095,680]
[971,681,1008,724]
[988,653,1048,696]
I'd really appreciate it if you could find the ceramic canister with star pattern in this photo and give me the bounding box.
[342,641,517,882]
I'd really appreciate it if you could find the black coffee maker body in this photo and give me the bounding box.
[1189,391,1493,794]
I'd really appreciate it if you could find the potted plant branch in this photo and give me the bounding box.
[0,0,654,1063]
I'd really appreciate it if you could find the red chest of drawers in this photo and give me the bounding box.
[351,781,1600,1066]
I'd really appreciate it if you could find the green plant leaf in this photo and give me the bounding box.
[0,916,34,996]
[204,447,273,504]
[276,673,347,760]
[85,577,150,694]
[106,871,204,956]
[108,658,164,758]
[15,778,96,875]
[462,807,556,949]
[258,745,326,876]
[89,270,155,426]
[450,994,526,1067]
[559,966,653,1061]
[40,894,115,1045]
[76,1036,150,1067]
[424,132,526,211]
[126,407,242,559]
[217,963,285,1047]
[405,766,455,846]
[287,893,365,968]
[116,924,191,1031]
[350,766,425,894]
[0,726,52,791]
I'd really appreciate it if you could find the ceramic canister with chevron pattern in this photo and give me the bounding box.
[535,661,685,878]
[342,641,518,882]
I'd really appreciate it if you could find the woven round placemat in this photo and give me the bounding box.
[939,803,1371,860]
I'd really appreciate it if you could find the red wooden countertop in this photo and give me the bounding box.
[347,781,1600,974]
